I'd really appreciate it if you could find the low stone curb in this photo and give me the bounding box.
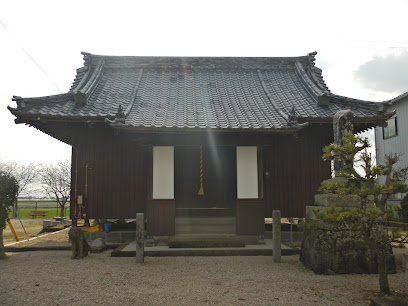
[5,244,120,252]
[370,298,407,306]
[111,245,301,257]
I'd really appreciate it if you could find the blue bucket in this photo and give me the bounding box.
[104,223,112,233]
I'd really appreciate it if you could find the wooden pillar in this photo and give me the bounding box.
[405,254,408,295]
[272,210,281,263]
[136,213,144,263]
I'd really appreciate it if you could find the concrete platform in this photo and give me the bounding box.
[111,239,300,257]
[83,230,136,243]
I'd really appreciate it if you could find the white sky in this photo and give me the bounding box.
[1,0,408,165]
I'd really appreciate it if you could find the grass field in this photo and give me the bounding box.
[3,219,45,243]
[8,207,70,219]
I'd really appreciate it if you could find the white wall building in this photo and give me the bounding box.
[375,92,408,203]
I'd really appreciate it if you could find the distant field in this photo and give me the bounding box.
[8,207,70,219]
[18,201,57,205]
[18,201,70,206]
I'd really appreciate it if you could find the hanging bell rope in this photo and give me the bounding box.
[197,145,204,196]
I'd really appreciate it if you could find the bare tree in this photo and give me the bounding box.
[0,157,18,178]
[14,163,37,197]
[39,160,71,217]
[0,158,37,216]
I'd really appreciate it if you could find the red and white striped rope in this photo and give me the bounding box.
[199,145,203,187]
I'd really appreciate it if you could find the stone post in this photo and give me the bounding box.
[272,210,281,263]
[333,110,354,174]
[136,213,144,264]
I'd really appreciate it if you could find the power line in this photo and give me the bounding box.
[351,39,408,45]
[0,19,62,94]
[20,48,62,93]
[0,19,8,31]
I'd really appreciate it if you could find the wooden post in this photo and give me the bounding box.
[136,213,144,263]
[405,254,408,295]
[289,217,294,245]
[272,210,281,263]
[7,219,19,242]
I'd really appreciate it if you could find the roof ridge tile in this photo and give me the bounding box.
[74,58,105,104]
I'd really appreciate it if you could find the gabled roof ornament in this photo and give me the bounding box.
[287,106,297,125]
[115,105,126,123]
[308,51,318,65]
[287,106,309,129]
[12,96,25,108]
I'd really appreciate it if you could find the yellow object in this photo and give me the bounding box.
[7,219,19,241]
[79,224,103,232]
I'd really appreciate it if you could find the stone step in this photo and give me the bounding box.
[175,217,236,234]
[170,234,245,247]
[175,225,236,235]
[175,216,236,226]
[169,236,245,248]
[174,234,240,239]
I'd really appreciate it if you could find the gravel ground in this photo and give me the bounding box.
[1,230,407,305]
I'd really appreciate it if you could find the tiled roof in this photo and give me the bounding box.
[9,52,389,131]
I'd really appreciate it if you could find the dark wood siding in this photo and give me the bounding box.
[147,199,175,236]
[236,199,265,235]
[263,125,332,218]
[70,128,149,220]
[70,124,332,222]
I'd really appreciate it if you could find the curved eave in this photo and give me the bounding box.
[9,106,306,134]
[11,93,74,107]
[105,119,306,134]
[329,94,386,112]
[8,106,111,124]
[299,115,391,123]
[298,114,391,132]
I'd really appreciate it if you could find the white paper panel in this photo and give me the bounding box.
[153,146,174,199]
[237,146,258,199]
